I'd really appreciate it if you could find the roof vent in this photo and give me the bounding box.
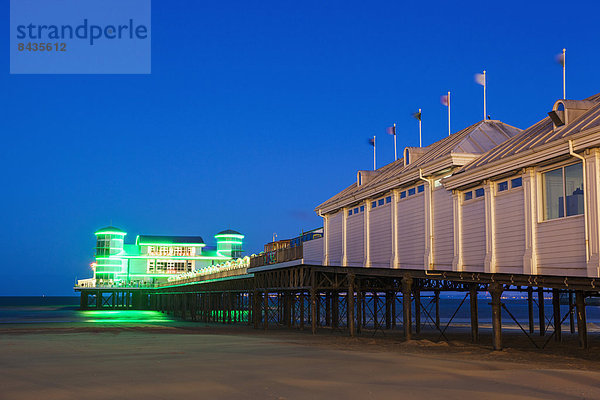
[403,147,427,167]
[357,170,379,186]
[549,99,595,129]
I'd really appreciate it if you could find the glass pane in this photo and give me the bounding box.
[475,188,484,198]
[543,168,564,219]
[565,163,584,216]
[511,177,522,188]
[464,191,472,201]
[498,181,508,192]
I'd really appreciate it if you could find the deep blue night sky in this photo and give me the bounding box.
[2,0,600,295]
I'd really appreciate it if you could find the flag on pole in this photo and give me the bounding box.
[368,137,375,146]
[412,110,421,121]
[440,94,449,106]
[386,125,396,135]
[475,72,486,86]
[556,51,565,66]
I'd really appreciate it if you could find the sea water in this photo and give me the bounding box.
[1,294,599,331]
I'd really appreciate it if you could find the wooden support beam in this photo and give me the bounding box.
[332,291,339,329]
[470,284,479,343]
[264,290,269,330]
[434,289,440,330]
[538,287,545,336]
[576,290,588,349]
[348,274,355,337]
[402,276,412,340]
[385,291,391,330]
[569,291,575,334]
[553,288,561,342]
[528,287,534,334]
[300,292,305,330]
[489,283,503,351]
[414,287,421,335]
[356,288,362,334]
[391,291,397,329]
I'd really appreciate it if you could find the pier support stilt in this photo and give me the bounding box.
[489,283,503,351]
[264,290,269,330]
[470,284,479,343]
[414,287,421,335]
[576,290,588,349]
[569,291,575,334]
[348,274,355,337]
[528,287,534,334]
[553,288,561,342]
[434,289,440,329]
[538,287,545,336]
[402,276,412,341]
[356,287,362,334]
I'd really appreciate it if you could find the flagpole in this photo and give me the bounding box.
[418,108,422,147]
[483,70,487,120]
[373,135,376,170]
[393,123,397,161]
[562,48,566,100]
[447,91,451,136]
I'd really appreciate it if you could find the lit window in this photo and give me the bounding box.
[360,205,365,212]
[511,177,522,188]
[371,201,377,208]
[542,163,583,220]
[464,191,473,201]
[400,191,406,199]
[417,184,425,193]
[354,207,359,214]
[378,199,384,206]
[498,181,508,192]
[386,196,391,203]
[475,188,484,198]
[408,188,416,196]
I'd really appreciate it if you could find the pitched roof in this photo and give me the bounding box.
[315,120,521,213]
[454,93,600,177]
[136,235,205,245]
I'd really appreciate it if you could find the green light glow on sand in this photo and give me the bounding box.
[80,310,174,324]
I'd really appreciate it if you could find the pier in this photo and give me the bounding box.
[76,243,596,351]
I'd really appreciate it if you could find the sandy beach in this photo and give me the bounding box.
[2,325,600,400]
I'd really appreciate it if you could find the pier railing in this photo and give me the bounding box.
[249,244,303,269]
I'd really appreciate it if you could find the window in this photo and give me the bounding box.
[417,184,425,193]
[464,191,473,201]
[354,207,359,214]
[348,209,352,216]
[400,191,406,199]
[511,177,522,188]
[543,163,584,220]
[498,181,508,192]
[408,188,416,196]
[386,196,391,204]
[475,188,484,198]
[371,201,377,208]
[360,205,365,212]
[378,198,384,206]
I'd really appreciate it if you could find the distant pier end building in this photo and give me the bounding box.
[80,227,244,287]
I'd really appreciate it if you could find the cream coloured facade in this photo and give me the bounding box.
[316,94,600,279]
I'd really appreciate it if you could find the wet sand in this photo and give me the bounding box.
[2,325,600,399]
